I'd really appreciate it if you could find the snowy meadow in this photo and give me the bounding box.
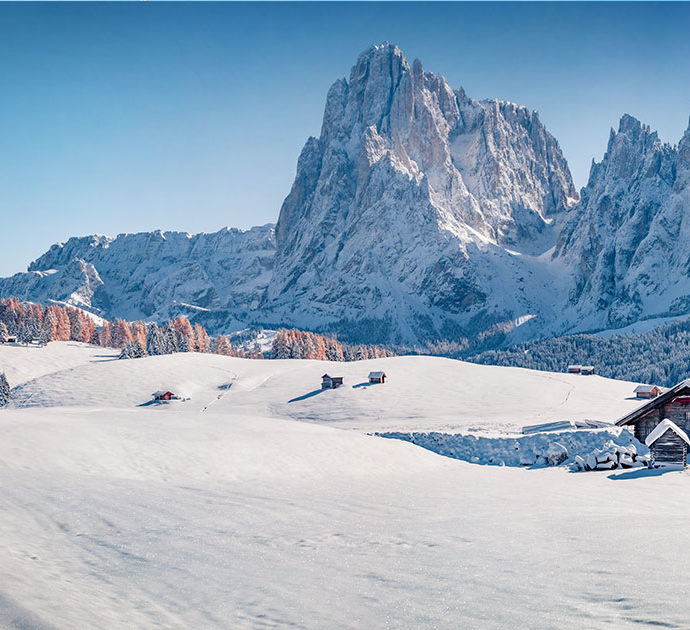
[1,342,689,629]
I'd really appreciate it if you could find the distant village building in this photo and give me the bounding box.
[579,365,595,375]
[1,335,17,344]
[152,391,177,401]
[321,374,343,390]
[368,371,386,384]
[616,379,690,466]
[645,419,690,467]
[634,384,661,399]
[567,365,582,374]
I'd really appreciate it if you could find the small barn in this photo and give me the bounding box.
[321,374,343,390]
[634,384,661,399]
[368,371,386,384]
[645,419,690,467]
[580,365,595,375]
[152,391,176,401]
[567,365,582,374]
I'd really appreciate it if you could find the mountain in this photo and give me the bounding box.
[263,43,577,343]
[2,43,689,348]
[0,226,275,326]
[554,114,690,332]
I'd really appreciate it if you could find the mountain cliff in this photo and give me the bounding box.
[554,114,690,332]
[263,43,577,343]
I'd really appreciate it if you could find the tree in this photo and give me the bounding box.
[0,373,10,407]
[194,323,211,353]
[119,339,147,359]
[213,334,232,356]
[0,322,7,344]
[146,322,166,356]
[162,322,178,354]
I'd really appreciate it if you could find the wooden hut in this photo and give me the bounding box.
[567,365,582,374]
[645,419,690,466]
[634,384,661,399]
[152,390,176,401]
[580,365,595,375]
[321,374,343,390]
[368,371,386,384]
[617,379,690,447]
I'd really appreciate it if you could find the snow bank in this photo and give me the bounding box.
[377,428,643,468]
[572,440,651,471]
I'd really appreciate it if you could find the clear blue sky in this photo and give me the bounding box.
[1,2,689,276]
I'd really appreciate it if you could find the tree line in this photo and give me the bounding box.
[270,328,395,361]
[0,299,394,364]
[464,317,690,387]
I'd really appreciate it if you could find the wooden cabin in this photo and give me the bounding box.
[1,335,17,344]
[617,379,690,451]
[645,419,690,466]
[152,390,176,401]
[321,374,343,390]
[567,365,582,374]
[634,384,661,399]
[368,371,386,384]
[580,365,595,375]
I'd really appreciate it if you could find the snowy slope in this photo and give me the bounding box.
[2,343,690,629]
[5,346,643,433]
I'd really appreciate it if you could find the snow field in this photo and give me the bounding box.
[1,343,688,629]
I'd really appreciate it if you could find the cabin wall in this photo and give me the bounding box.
[633,409,662,444]
[650,433,687,464]
[632,401,690,448]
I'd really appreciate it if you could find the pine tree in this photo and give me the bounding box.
[0,322,7,344]
[162,322,178,354]
[119,339,148,359]
[0,373,10,407]
[146,322,166,356]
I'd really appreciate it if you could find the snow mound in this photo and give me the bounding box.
[378,428,643,468]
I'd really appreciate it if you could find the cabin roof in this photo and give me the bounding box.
[368,371,385,378]
[617,379,690,426]
[152,390,174,396]
[645,418,690,447]
[634,384,658,393]
[580,365,594,370]
[567,364,582,369]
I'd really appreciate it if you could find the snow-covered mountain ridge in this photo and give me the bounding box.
[0,225,275,326]
[2,43,689,346]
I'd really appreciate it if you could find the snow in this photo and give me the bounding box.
[1,343,690,628]
[645,418,690,446]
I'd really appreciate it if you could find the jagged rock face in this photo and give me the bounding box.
[554,115,690,331]
[0,226,275,326]
[267,43,576,343]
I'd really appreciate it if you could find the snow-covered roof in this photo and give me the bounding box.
[152,390,174,397]
[634,384,658,393]
[567,365,581,369]
[369,371,386,378]
[580,365,594,371]
[617,379,690,426]
[645,419,690,447]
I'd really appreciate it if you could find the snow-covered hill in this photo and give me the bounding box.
[2,342,690,628]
